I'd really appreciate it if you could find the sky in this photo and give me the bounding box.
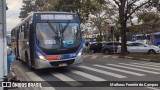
[6,0,22,32]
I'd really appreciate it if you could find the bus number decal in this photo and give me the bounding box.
[44,40,56,44]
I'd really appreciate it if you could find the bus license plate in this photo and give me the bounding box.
[59,63,67,67]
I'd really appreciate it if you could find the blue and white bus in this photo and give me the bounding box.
[132,32,160,47]
[11,12,83,69]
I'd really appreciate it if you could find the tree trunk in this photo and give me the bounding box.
[119,1,127,56]
[120,23,127,56]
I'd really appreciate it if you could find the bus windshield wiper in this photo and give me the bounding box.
[61,22,70,33]
[47,22,58,34]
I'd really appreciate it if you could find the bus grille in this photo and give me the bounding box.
[49,59,75,66]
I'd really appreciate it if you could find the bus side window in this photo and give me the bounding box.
[24,23,29,39]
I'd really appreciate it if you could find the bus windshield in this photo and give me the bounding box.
[36,22,81,49]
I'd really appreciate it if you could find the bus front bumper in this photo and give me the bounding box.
[34,55,83,69]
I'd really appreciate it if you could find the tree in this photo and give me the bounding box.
[137,12,160,33]
[90,0,117,40]
[112,0,152,56]
[19,0,45,19]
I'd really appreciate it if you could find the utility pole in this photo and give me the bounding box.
[0,0,7,90]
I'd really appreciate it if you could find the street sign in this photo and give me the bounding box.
[0,0,7,88]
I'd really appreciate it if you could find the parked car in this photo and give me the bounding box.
[127,42,160,54]
[102,42,121,54]
[89,42,102,53]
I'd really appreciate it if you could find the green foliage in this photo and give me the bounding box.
[19,0,45,19]
[136,12,160,33]
[19,0,107,23]
[96,35,103,42]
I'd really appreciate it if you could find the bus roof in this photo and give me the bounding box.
[11,11,79,31]
[33,11,77,15]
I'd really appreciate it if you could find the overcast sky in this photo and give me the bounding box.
[6,0,22,32]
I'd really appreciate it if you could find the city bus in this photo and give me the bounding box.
[132,32,160,47]
[11,12,83,69]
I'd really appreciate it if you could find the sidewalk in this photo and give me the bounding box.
[8,63,36,90]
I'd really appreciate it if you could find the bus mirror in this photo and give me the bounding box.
[7,43,11,47]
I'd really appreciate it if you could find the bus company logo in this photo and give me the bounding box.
[58,55,62,59]
[2,82,11,87]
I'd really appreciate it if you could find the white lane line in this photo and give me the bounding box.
[83,55,88,58]
[107,64,160,74]
[112,56,118,59]
[119,63,160,71]
[131,63,160,68]
[103,56,109,58]
[94,64,145,76]
[91,56,97,59]
[51,73,82,86]
[78,65,127,78]
[144,62,160,66]
[71,70,106,81]
[147,87,160,90]
[26,72,56,90]
[142,62,160,66]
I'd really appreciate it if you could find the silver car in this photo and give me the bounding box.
[127,42,160,54]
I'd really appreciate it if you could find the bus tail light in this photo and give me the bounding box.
[37,52,61,60]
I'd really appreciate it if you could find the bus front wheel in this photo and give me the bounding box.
[25,52,33,70]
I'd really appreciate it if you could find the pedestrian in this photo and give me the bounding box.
[85,42,90,53]
[7,46,14,73]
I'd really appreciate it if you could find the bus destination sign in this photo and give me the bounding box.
[40,14,73,20]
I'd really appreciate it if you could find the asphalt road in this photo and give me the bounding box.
[11,54,160,90]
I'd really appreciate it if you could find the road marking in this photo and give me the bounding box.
[107,64,160,74]
[103,56,109,58]
[51,72,82,86]
[26,72,56,90]
[91,56,97,59]
[112,56,118,59]
[142,62,160,66]
[83,55,88,58]
[94,64,145,76]
[147,87,160,90]
[78,65,127,78]
[71,70,106,81]
[131,63,160,68]
[119,63,160,71]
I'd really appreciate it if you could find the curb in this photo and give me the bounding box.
[118,56,160,63]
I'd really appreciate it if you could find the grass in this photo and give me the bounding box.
[128,54,160,62]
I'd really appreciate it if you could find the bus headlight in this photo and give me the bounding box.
[77,49,83,56]
[37,52,46,60]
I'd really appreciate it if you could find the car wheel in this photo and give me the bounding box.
[104,49,110,55]
[127,51,130,54]
[148,49,156,54]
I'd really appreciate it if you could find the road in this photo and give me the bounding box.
[11,54,160,90]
